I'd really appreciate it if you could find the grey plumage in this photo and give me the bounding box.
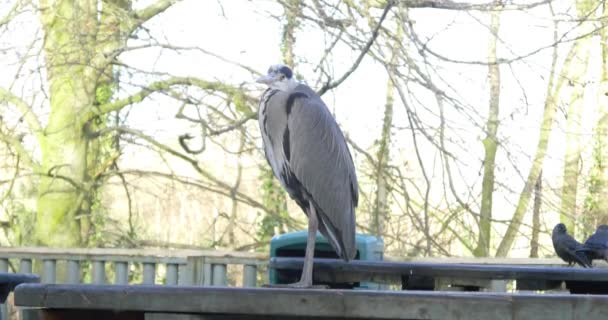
[257,64,358,287]
[552,223,592,268]
[579,225,608,263]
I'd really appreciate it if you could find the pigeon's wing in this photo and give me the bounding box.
[563,236,592,267]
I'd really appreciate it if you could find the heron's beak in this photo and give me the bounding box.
[256,74,275,84]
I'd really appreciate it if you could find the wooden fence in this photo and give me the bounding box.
[0,247,588,289]
[0,247,268,288]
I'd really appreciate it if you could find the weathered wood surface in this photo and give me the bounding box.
[0,273,40,320]
[14,284,608,320]
[0,273,39,302]
[0,247,587,266]
[0,247,267,265]
[271,257,608,282]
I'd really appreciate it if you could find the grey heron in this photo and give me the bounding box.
[552,223,591,268]
[257,64,358,288]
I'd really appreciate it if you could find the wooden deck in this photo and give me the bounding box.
[13,283,608,320]
[6,249,608,319]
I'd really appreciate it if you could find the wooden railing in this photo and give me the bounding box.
[0,247,268,287]
[0,246,592,288]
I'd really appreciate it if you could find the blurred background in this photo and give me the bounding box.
[0,0,605,259]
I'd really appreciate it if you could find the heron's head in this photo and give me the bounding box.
[256,64,298,91]
[554,223,567,234]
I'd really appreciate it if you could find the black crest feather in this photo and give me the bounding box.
[279,65,293,79]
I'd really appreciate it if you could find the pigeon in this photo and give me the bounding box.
[551,223,592,268]
[578,225,608,263]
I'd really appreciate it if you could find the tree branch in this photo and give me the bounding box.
[92,77,256,117]
[96,126,299,225]
[0,130,40,172]
[318,0,394,95]
[129,0,182,33]
[377,0,552,11]
[0,87,43,137]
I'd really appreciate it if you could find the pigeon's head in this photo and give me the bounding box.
[554,223,567,234]
[256,64,298,91]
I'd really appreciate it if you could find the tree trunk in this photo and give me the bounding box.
[257,0,301,243]
[371,74,394,237]
[530,172,542,258]
[281,0,301,67]
[35,0,171,246]
[36,0,99,246]
[228,130,246,247]
[371,20,401,237]
[586,0,608,227]
[559,35,591,233]
[474,4,501,257]
[495,35,578,257]
[557,0,594,235]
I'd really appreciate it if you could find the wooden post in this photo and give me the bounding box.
[19,259,38,320]
[0,260,7,320]
[66,260,80,284]
[177,264,190,286]
[92,261,106,284]
[19,259,32,274]
[185,256,205,285]
[143,263,156,285]
[0,259,8,273]
[212,264,227,286]
[243,265,257,287]
[42,260,56,284]
[114,262,128,285]
[166,264,178,286]
[203,263,212,286]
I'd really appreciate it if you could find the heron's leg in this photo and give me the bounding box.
[298,204,319,287]
[262,204,326,289]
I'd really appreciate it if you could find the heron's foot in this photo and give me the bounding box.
[263,282,328,289]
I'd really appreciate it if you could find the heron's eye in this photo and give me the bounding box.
[279,74,285,80]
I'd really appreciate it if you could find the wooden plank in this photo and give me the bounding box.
[386,256,571,266]
[271,258,608,283]
[0,272,40,320]
[3,246,604,268]
[14,284,608,319]
[41,310,142,320]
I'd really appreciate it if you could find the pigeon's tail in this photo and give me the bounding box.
[574,248,593,268]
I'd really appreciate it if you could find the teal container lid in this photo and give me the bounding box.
[268,230,384,288]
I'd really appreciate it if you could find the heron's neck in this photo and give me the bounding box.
[270,78,299,92]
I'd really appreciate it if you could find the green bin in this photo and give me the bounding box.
[269,231,384,289]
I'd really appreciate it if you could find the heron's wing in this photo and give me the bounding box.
[285,85,358,260]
